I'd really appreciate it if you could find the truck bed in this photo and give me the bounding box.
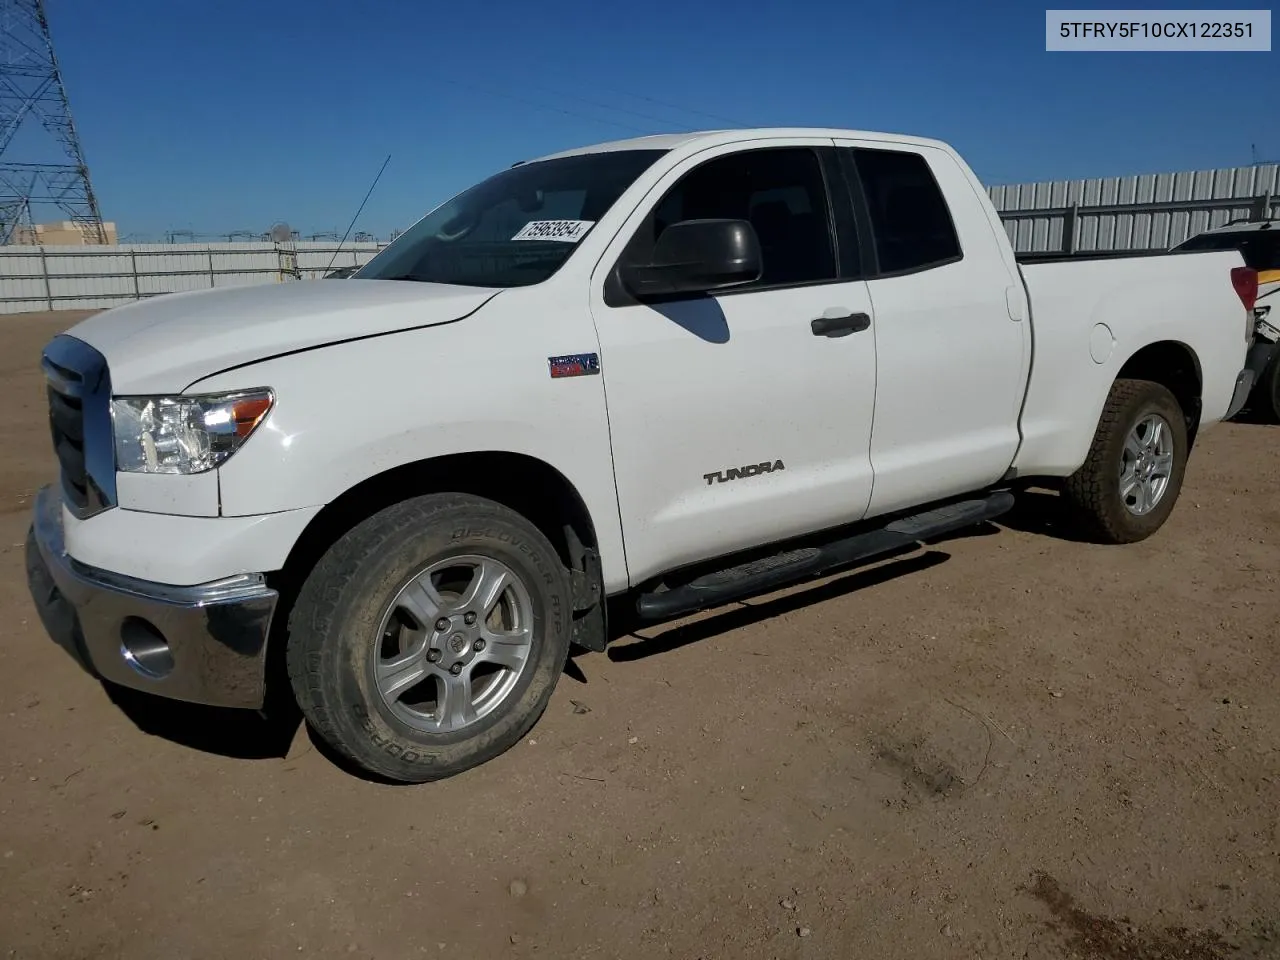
[1015,248,1220,264]
[1011,248,1247,476]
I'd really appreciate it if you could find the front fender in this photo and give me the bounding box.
[193,311,629,592]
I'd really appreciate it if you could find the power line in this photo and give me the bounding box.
[497,78,699,132]
[429,75,657,136]
[478,73,747,131]
[591,83,748,128]
[428,72,751,141]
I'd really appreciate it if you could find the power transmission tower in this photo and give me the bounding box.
[0,0,105,244]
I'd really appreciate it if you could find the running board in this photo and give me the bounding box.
[634,490,1015,622]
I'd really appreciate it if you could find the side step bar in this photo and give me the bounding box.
[634,491,1015,622]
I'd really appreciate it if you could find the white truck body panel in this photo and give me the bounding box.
[1013,255,1245,475]
[189,279,634,592]
[59,499,320,585]
[47,126,1251,604]
[69,278,500,394]
[835,137,1031,517]
[585,134,879,583]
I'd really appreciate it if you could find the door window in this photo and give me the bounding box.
[626,147,839,289]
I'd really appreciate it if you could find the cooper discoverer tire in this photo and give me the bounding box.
[286,493,572,783]
[1063,378,1188,545]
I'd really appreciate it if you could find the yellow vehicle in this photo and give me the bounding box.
[1174,221,1280,419]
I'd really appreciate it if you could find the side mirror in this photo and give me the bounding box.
[620,218,762,298]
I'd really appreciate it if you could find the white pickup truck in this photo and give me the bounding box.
[26,128,1261,783]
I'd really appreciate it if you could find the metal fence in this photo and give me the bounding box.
[0,240,384,314]
[988,163,1280,255]
[5,161,1280,313]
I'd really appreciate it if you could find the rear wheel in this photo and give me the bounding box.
[286,493,571,783]
[1063,378,1189,544]
[1257,349,1280,423]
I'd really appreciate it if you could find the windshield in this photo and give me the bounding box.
[1174,228,1280,271]
[357,149,666,288]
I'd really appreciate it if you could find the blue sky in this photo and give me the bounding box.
[39,0,1278,240]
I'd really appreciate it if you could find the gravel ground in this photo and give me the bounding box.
[0,309,1277,960]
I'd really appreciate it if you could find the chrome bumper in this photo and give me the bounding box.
[24,485,278,709]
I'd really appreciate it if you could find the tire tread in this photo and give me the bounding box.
[285,493,569,781]
[1063,377,1186,545]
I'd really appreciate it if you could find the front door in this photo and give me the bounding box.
[589,139,879,586]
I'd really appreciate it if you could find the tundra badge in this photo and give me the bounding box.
[703,460,786,485]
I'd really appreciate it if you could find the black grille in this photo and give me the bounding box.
[41,336,115,518]
[47,381,88,508]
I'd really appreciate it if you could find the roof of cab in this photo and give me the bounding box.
[525,127,953,164]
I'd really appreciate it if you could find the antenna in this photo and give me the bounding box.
[324,153,391,276]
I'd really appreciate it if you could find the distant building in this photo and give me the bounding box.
[9,220,119,246]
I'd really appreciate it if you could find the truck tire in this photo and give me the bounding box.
[1063,378,1188,544]
[1257,350,1280,423]
[286,493,572,783]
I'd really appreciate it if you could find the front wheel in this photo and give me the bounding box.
[286,493,572,783]
[1063,378,1189,544]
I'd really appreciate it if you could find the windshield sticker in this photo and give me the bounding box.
[511,220,595,243]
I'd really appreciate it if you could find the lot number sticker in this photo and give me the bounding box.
[511,220,595,242]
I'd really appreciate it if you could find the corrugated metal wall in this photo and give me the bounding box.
[4,162,1277,310]
[294,243,376,279]
[0,241,384,314]
[989,164,1280,254]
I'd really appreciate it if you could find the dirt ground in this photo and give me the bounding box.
[1,310,1278,960]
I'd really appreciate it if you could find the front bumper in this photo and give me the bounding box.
[24,485,278,709]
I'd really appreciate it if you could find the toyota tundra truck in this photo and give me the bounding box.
[26,128,1261,783]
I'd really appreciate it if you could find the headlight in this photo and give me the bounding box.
[112,389,274,474]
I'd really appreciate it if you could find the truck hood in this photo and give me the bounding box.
[65,279,502,393]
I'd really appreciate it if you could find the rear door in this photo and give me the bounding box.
[589,139,878,585]
[834,140,1030,516]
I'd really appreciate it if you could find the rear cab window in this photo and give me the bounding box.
[845,147,964,276]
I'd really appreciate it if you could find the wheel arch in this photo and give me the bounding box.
[276,451,600,586]
[1114,339,1203,446]
[259,451,608,700]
